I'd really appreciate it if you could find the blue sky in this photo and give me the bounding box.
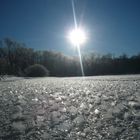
[0,0,140,56]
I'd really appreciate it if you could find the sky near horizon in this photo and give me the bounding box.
[0,0,140,56]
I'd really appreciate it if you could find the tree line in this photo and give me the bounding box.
[0,38,140,76]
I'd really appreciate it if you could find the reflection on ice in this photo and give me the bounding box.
[32,97,38,102]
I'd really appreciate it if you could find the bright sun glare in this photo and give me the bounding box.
[68,28,87,46]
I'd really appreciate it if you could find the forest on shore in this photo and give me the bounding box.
[0,38,140,77]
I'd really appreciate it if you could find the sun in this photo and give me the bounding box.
[68,28,87,46]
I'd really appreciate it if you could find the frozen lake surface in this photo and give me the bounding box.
[0,75,140,139]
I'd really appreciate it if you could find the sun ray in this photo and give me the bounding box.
[71,0,85,76]
[71,0,77,29]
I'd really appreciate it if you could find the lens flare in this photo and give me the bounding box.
[68,0,86,76]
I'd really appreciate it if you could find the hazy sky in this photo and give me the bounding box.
[0,0,140,56]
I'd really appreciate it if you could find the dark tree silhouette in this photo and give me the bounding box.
[0,38,140,77]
